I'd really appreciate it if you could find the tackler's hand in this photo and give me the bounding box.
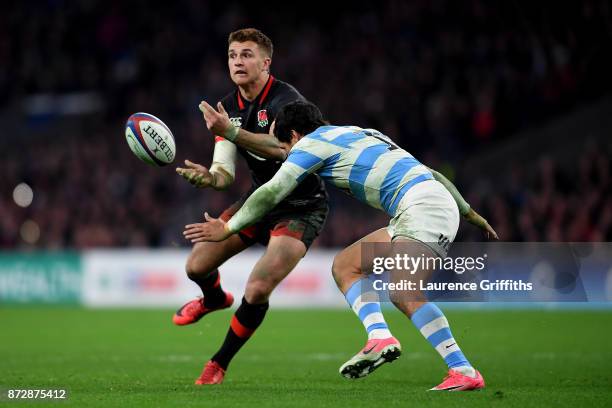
[463,208,499,240]
[183,212,232,243]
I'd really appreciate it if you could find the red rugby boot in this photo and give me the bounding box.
[430,369,485,391]
[195,360,226,385]
[173,292,234,326]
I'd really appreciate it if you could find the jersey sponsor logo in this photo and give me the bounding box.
[230,117,243,128]
[257,109,269,127]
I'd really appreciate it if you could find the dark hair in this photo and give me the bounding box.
[228,28,273,58]
[274,101,327,143]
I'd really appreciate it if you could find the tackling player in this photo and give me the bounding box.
[185,101,498,391]
[174,29,328,385]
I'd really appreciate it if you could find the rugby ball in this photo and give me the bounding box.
[125,112,176,166]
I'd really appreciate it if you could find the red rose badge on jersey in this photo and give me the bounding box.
[257,109,269,127]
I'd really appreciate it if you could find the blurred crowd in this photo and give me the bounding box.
[0,0,611,249]
[457,143,612,243]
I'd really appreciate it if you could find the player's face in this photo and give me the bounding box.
[228,41,271,86]
[277,131,301,155]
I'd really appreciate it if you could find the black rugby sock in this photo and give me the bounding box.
[190,269,227,308]
[211,297,269,370]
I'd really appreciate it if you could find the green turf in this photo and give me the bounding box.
[1,307,611,407]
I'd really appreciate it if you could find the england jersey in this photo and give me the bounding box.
[217,75,327,209]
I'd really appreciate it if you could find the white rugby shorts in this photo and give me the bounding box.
[386,179,460,257]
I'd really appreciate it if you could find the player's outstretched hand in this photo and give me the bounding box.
[199,100,234,138]
[463,208,499,240]
[176,160,214,188]
[184,213,232,243]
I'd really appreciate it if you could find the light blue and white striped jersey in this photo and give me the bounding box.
[225,125,437,234]
[284,125,434,216]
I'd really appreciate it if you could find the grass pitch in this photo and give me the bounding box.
[2,307,611,407]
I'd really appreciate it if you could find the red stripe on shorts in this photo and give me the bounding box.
[270,220,305,241]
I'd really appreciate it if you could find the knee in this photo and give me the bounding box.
[332,253,357,287]
[331,254,346,281]
[244,257,289,303]
[244,279,275,304]
[185,253,214,281]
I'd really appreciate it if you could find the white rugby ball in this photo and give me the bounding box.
[125,112,176,166]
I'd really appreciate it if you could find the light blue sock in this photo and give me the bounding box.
[345,278,393,340]
[411,303,474,374]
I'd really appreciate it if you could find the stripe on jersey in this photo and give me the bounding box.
[292,136,345,183]
[348,144,389,202]
[362,150,407,210]
[281,162,313,184]
[287,149,323,170]
[389,173,434,214]
[319,153,342,178]
[258,75,275,104]
[309,128,363,149]
[379,157,421,213]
